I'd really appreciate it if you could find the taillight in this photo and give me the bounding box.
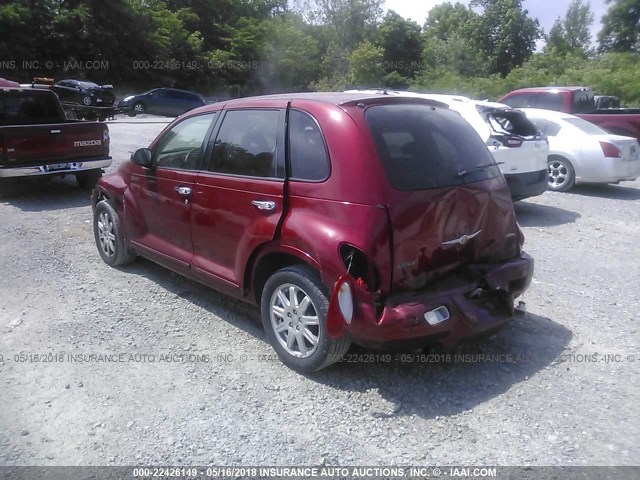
[600,142,622,158]
[103,125,110,150]
[489,135,523,148]
[506,137,523,148]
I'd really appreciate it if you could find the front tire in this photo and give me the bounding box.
[93,200,136,267]
[548,156,575,192]
[133,102,146,115]
[261,265,351,372]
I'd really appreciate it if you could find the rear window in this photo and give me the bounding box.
[564,117,607,135]
[0,91,63,125]
[533,93,563,111]
[365,105,500,191]
[487,110,539,137]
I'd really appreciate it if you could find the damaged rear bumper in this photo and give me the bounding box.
[348,252,534,349]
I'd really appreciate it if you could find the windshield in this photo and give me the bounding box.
[365,104,500,191]
[0,91,63,124]
[564,117,608,135]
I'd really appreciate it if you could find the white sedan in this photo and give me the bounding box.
[522,108,640,191]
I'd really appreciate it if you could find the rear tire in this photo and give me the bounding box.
[547,156,575,192]
[82,96,92,106]
[93,200,136,267]
[76,170,102,189]
[261,265,350,372]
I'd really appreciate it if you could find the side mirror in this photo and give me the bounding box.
[131,148,152,167]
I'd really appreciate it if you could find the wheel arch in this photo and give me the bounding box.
[548,153,575,170]
[246,244,322,305]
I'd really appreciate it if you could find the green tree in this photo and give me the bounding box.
[421,3,485,79]
[598,0,640,52]
[298,0,383,50]
[348,39,385,87]
[423,34,487,78]
[545,1,593,56]
[378,11,423,80]
[423,2,478,41]
[546,18,571,54]
[563,0,594,52]
[260,15,322,91]
[471,0,543,76]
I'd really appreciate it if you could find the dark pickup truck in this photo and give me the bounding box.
[0,87,111,187]
[498,87,640,141]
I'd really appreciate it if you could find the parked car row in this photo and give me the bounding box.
[3,80,638,374]
[348,89,640,196]
[347,90,549,200]
[5,76,208,118]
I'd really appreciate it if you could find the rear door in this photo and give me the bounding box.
[190,106,285,291]
[365,104,520,293]
[145,90,165,115]
[165,90,186,116]
[127,112,218,274]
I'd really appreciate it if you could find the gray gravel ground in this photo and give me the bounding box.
[0,115,638,467]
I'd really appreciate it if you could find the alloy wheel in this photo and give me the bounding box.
[97,212,116,258]
[548,160,569,189]
[269,283,320,358]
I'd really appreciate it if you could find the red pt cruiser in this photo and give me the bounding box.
[92,93,533,372]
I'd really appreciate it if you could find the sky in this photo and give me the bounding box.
[384,0,610,46]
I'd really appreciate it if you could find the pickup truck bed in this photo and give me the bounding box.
[0,88,111,186]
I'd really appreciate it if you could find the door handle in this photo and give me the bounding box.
[251,200,276,211]
[174,186,192,196]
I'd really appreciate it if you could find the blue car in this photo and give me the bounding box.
[118,88,205,117]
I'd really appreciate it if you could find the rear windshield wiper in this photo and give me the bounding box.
[457,162,503,178]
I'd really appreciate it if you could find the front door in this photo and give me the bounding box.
[127,112,218,274]
[190,107,286,293]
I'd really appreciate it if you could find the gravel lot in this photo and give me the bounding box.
[0,115,638,467]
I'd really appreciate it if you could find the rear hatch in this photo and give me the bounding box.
[0,89,108,166]
[483,107,548,174]
[365,104,520,294]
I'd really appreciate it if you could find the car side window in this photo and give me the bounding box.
[530,118,548,133]
[209,109,280,178]
[545,121,562,136]
[154,113,217,170]
[288,110,330,181]
[502,94,530,108]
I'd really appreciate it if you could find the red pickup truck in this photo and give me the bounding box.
[0,87,111,187]
[498,87,640,141]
